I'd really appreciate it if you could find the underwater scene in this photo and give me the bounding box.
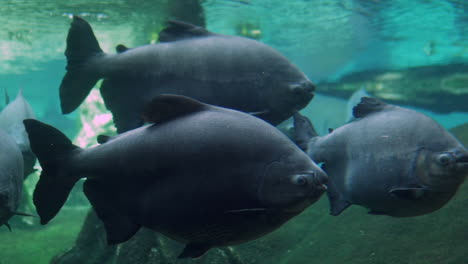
[0,0,467,263]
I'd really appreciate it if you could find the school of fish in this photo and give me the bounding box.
[0,15,466,259]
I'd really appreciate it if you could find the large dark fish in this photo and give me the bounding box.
[0,130,24,229]
[24,95,327,258]
[60,16,315,132]
[294,97,468,217]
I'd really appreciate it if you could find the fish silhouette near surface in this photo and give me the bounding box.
[24,95,327,258]
[59,16,315,133]
[294,97,468,217]
[0,130,24,229]
[0,89,36,177]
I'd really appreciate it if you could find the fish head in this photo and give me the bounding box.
[415,147,468,192]
[258,148,327,213]
[264,66,315,123]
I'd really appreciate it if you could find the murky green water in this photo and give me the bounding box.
[0,1,467,263]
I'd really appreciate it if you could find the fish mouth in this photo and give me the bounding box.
[289,81,316,98]
[456,154,468,163]
[455,150,468,170]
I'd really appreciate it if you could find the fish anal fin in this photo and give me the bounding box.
[142,94,207,124]
[178,243,211,259]
[83,179,141,244]
[159,20,210,42]
[352,97,388,118]
[100,79,144,133]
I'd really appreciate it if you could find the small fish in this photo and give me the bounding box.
[24,94,327,258]
[294,97,468,217]
[59,16,315,132]
[0,130,24,229]
[0,89,36,177]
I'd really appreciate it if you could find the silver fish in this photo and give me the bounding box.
[294,97,467,217]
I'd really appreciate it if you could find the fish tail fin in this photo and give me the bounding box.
[293,112,318,153]
[60,15,104,114]
[23,119,81,225]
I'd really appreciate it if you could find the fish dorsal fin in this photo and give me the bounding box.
[115,44,129,53]
[142,94,207,124]
[352,97,388,119]
[159,20,210,42]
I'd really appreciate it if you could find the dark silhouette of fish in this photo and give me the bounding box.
[59,16,315,132]
[0,130,24,229]
[294,97,468,217]
[25,95,327,258]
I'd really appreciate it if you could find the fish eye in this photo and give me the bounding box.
[437,153,453,166]
[292,174,308,186]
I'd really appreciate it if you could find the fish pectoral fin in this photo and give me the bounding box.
[159,20,210,42]
[83,179,141,244]
[225,208,268,214]
[142,95,207,124]
[328,196,351,216]
[352,97,388,119]
[224,208,269,218]
[12,211,37,217]
[389,187,426,200]
[248,110,269,116]
[178,243,211,259]
[293,112,317,153]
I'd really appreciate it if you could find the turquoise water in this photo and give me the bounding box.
[0,1,467,263]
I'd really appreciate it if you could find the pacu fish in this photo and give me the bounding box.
[0,130,24,229]
[25,95,327,258]
[59,16,315,132]
[0,89,36,177]
[294,97,468,217]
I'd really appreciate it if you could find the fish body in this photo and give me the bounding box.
[25,95,327,258]
[0,130,24,227]
[60,17,315,132]
[0,89,36,177]
[294,97,468,217]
